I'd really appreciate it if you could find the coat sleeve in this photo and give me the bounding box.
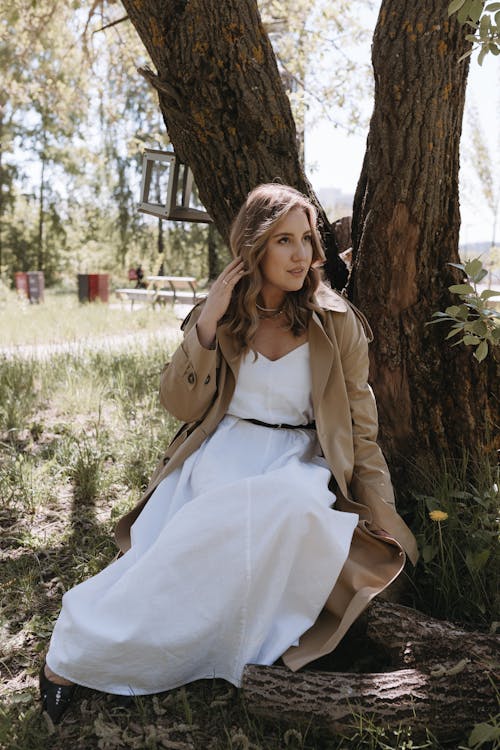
[336,308,396,510]
[159,303,219,423]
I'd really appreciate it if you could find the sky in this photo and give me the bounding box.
[304,31,499,247]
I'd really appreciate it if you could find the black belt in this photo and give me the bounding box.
[242,417,316,430]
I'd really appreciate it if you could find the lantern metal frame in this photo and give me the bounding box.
[138,148,212,223]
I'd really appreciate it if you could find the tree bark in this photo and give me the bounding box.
[242,662,496,742]
[364,599,499,668]
[350,0,500,473]
[119,0,347,289]
[241,601,499,742]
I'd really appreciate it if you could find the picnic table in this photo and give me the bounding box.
[115,275,203,309]
[147,275,199,304]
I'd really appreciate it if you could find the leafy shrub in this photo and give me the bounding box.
[428,258,500,362]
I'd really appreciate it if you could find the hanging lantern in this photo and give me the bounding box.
[138,148,212,223]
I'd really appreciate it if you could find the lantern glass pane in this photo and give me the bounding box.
[188,181,205,211]
[148,158,174,209]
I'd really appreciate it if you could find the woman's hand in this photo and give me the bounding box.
[196,258,246,349]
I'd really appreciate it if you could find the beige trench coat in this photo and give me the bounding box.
[115,285,418,671]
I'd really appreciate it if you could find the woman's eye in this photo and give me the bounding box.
[304,234,312,243]
[278,236,289,244]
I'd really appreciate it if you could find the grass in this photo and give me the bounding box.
[408,452,499,628]
[0,286,178,348]
[0,308,497,749]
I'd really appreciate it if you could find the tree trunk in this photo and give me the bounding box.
[207,222,217,281]
[119,0,347,289]
[0,111,4,276]
[350,0,500,474]
[241,601,499,743]
[37,154,46,272]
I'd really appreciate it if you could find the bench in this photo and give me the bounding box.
[115,276,205,310]
[146,275,200,304]
[115,288,159,309]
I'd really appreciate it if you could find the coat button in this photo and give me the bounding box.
[204,375,211,384]
[187,372,195,384]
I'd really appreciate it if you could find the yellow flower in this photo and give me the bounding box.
[429,510,448,522]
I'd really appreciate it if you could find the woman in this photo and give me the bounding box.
[40,183,418,723]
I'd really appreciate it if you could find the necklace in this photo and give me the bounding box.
[256,302,285,319]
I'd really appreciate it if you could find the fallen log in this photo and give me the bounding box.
[365,599,499,669]
[241,603,499,742]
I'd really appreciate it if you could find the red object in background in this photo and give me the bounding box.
[77,273,109,303]
[88,274,99,302]
[97,274,109,303]
[128,268,138,281]
[15,272,28,297]
[15,271,45,302]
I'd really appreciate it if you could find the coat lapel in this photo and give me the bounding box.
[309,311,334,416]
[217,323,241,387]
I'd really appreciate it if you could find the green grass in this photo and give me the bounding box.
[408,452,499,628]
[0,287,178,347]
[0,334,497,749]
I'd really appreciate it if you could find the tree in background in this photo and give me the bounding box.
[259,0,373,160]
[0,0,164,282]
[119,0,499,481]
[0,0,90,281]
[464,103,500,253]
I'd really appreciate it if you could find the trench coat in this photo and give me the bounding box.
[115,284,418,671]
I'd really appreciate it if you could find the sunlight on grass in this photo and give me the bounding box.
[1,333,495,750]
[0,288,179,347]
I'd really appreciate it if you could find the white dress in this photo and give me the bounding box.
[46,343,358,695]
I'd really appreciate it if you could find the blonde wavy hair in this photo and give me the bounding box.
[224,183,325,352]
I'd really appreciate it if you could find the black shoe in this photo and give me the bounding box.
[39,665,76,724]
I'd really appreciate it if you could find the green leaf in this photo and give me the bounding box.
[422,544,438,563]
[468,721,500,748]
[478,45,488,64]
[480,289,500,299]
[424,496,441,511]
[479,14,492,36]
[445,305,462,316]
[474,340,488,361]
[463,334,481,345]
[471,0,487,21]
[465,257,483,278]
[446,326,465,339]
[485,1,500,10]
[449,283,474,294]
[448,0,467,14]
[490,43,500,54]
[456,306,470,320]
[471,320,488,336]
[459,6,475,24]
[448,261,466,271]
[476,268,488,282]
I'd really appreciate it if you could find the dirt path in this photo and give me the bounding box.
[0,326,182,360]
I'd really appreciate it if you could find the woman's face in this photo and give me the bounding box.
[259,208,313,302]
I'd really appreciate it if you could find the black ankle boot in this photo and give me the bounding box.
[39,665,76,724]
